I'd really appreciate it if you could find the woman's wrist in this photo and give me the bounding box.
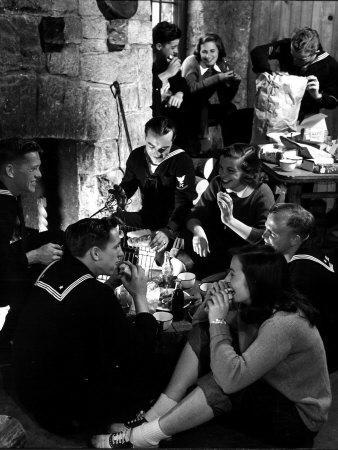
[193,225,206,238]
[209,318,228,325]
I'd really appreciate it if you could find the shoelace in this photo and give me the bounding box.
[109,430,130,447]
[126,411,145,427]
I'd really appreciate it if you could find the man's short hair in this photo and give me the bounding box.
[65,217,122,258]
[269,203,315,239]
[291,27,321,55]
[144,116,176,139]
[0,139,42,168]
[152,21,181,46]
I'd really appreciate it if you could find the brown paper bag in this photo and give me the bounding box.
[251,73,307,144]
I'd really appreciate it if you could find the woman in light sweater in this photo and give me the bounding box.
[181,33,241,154]
[93,246,331,448]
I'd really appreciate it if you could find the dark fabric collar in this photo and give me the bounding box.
[35,253,96,302]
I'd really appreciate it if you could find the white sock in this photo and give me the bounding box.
[130,419,170,447]
[144,393,177,422]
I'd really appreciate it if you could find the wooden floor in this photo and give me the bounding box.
[0,363,337,449]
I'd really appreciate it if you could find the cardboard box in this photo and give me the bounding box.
[299,113,328,142]
[301,157,334,172]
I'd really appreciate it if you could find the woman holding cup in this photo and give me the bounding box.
[93,246,331,448]
[181,33,241,155]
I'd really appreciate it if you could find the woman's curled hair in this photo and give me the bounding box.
[220,143,263,187]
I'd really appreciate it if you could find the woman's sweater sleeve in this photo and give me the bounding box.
[182,55,222,94]
[209,316,293,394]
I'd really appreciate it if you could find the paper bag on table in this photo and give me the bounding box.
[251,73,307,145]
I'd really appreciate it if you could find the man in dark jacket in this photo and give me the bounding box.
[13,217,158,434]
[152,21,187,147]
[251,27,338,121]
[117,116,196,254]
[263,203,338,371]
[0,139,63,352]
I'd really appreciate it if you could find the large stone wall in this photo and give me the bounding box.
[0,0,152,227]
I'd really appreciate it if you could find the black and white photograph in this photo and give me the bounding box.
[0,0,338,448]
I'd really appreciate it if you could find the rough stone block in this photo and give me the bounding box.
[79,39,107,53]
[138,81,152,110]
[0,0,51,13]
[120,82,139,112]
[0,74,37,138]
[107,19,127,52]
[19,75,39,137]
[37,74,68,138]
[62,82,88,139]
[137,46,152,108]
[127,19,152,45]
[95,140,120,173]
[118,46,140,83]
[82,16,107,39]
[75,141,96,174]
[0,17,21,73]
[50,0,77,14]
[0,0,14,11]
[58,141,79,228]
[124,109,151,149]
[78,173,100,218]
[80,53,117,83]
[47,44,80,76]
[81,49,137,84]
[78,0,100,17]
[135,0,151,21]
[64,16,82,44]
[137,46,152,77]
[0,15,44,74]
[77,139,119,174]
[85,84,119,141]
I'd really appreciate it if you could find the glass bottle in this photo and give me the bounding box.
[162,251,173,288]
[171,280,185,321]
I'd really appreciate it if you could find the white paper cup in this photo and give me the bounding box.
[199,282,213,294]
[177,272,196,289]
[287,155,303,167]
[153,311,173,331]
[279,159,297,172]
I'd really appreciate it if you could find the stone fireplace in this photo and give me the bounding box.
[0,0,152,229]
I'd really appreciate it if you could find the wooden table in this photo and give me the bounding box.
[263,162,338,204]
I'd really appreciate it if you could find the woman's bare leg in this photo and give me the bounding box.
[159,386,214,436]
[129,386,214,447]
[164,342,199,401]
[143,342,200,422]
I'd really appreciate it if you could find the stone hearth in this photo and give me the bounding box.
[0,0,152,228]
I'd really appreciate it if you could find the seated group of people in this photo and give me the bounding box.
[0,113,337,448]
[153,22,338,154]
